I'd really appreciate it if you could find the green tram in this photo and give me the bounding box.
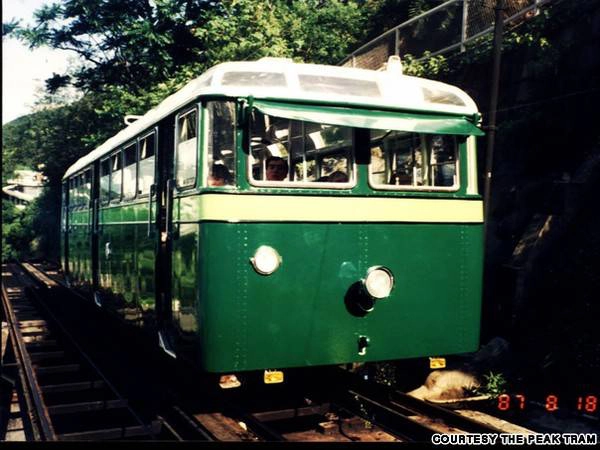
[61,57,484,380]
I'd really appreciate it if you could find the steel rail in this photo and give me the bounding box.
[235,411,287,442]
[390,391,505,434]
[330,367,505,437]
[334,389,437,442]
[169,405,216,441]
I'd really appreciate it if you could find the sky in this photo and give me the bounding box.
[2,0,75,125]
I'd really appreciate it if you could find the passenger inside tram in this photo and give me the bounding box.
[208,163,234,186]
[265,156,288,181]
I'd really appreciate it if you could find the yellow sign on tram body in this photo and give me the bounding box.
[429,357,447,369]
[264,370,284,384]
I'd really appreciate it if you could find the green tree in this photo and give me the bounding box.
[196,0,368,66]
[10,0,209,93]
[2,201,37,261]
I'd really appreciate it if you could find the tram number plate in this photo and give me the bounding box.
[264,370,284,384]
[429,357,446,369]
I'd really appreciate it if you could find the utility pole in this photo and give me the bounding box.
[483,0,506,239]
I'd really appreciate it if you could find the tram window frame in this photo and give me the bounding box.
[247,110,356,189]
[100,157,111,205]
[368,131,460,192]
[175,107,199,190]
[122,141,138,200]
[204,101,236,188]
[137,129,157,197]
[109,150,123,204]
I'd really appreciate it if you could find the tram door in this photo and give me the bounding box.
[153,118,177,358]
[155,106,199,359]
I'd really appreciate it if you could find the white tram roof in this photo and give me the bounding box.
[64,57,480,179]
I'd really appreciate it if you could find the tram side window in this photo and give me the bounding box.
[68,178,76,209]
[83,169,92,207]
[206,101,235,187]
[110,152,122,202]
[138,132,156,195]
[61,182,67,231]
[100,158,111,204]
[249,110,353,186]
[123,143,137,199]
[76,176,83,208]
[369,131,458,189]
[175,109,198,188]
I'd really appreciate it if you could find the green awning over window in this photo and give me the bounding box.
[252,100,484,136]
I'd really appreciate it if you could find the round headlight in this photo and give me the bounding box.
[250,246,281,275]
[363,266,394,299]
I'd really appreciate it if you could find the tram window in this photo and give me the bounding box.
[61,183,67,231]
[68,178,75,209]
[206,101,235,187]
[428,135,457,187]
[110,152,122,202]
[76,176,83,207]
[123,143,137,199]
[83,169,92,207]
[138,132,156,195]
[175,109,198,188]
[249,110,353,187]
[69,177,77,208]
[100,158,111,204]
[369,131,458,190]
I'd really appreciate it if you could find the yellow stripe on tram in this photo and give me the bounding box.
[190,194,483,223]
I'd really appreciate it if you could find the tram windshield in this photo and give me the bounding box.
[369,131,458,189]
[249,109,353,185]
[247,101,478,190]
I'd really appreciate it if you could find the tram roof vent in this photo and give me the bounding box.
[385,55,403,75]
[124,115,143,126]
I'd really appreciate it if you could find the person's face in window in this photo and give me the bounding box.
[208,175,225,186]
[266,160,287,181]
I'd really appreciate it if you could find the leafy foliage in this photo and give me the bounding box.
[2,201,37,261]
[12,0,208,93]
[474,371,507,399]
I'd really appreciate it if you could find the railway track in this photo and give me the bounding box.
[1,263,161,440]
[2,261,517,442]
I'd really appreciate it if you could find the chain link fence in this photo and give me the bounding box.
[340,0,552,69]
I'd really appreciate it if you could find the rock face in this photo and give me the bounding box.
[407,370,480,402]
[407,337,515,402]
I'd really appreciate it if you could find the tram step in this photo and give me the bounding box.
[42,380,105,394]
[48,399,129,415]
[29,351,66,362]
[58,421,162,441]
[36,364,81,375]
